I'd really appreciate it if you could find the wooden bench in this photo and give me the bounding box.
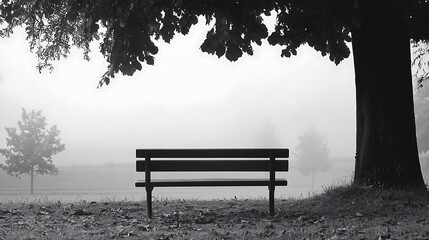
[135,148,289,218]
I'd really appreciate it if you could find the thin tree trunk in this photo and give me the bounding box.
[312,167,315,190]
[351,0,425,189]
[30,167,34,195]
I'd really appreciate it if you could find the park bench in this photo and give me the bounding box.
[135,148,289,218]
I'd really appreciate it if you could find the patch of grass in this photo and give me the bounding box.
[285,182,428,217]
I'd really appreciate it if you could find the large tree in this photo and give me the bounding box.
[0,108,65,194]
[350,1,425,189]
[1,0,428,189]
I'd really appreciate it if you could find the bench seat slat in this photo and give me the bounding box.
[136,160,289,172]
[135,178,288,187]
[136,148,289,158]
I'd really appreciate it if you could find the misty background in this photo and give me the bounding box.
[0,20,356,200]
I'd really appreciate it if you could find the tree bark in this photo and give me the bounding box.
[351,0,425,189]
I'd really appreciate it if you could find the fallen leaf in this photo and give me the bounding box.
[314,216,327,224]
[378,233,391,240]
[0,210,9,215]
[263,229,274,237]
[138,224,151,231]
[115,225,126,233]
[184,205,195,210]
[265,222,274,229]
[72,209,92,216]
[10,209,20,215]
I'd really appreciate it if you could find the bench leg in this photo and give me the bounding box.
[146,187,153,219]
[269,156,275,216]
[269,186,275,216]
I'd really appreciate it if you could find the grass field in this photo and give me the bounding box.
[0,162,351,203]
[0,183,428,239]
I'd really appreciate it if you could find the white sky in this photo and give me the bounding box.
[0,21,356,166]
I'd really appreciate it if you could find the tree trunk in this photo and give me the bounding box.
[30,167,34,195]
[351,0,425,189]
[311,167,315,190]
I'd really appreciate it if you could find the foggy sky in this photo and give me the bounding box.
[0,22,356,166]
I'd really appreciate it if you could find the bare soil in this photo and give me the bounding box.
[0,184,428,239]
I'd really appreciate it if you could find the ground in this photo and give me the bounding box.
[0,184,428,239]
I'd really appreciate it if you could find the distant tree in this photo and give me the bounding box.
[254,122,282,148]
[295,127,330,189]
[0,108,65,194]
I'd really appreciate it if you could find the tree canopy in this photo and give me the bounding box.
[0,0,355,86]
[1,1,428,86]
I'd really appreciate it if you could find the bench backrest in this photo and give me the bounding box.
[136,148,289,172]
